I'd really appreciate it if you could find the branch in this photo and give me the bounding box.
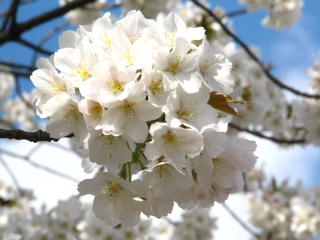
[221,8,247,18]
[0,60,36,72]
[0,147,79,183]
[229,122,305,144]
[1,68,33,78]
[1,0,19,31]
[0,129,74,142]
[14,77,33,108]
[17,37,53,55]
[222,203,260,239]
[0,154,23,196]
[190,0,320,99]
[0,0,97,45]
[31,20,69,66]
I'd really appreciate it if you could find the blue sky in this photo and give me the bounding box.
[1,0,320,238]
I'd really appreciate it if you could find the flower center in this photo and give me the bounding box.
[149,77,164,95]
[156,165,171,179]
[201,55,216,72]
[101,30,112,49]
[63,106,81,125]
[178,105,195,121]
[77,63,91,81]
[119,100,136,118]
[109,78,124,94]
[51,82,67,96]
[163,131,179,147]
[168,56,185,73]
[123,50,136,66]
[88,102,102,120]
[101,182,121,198]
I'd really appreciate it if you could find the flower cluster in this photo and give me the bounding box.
[246,169,320,239]
[31,10,257,228]
[0,66,38,131]
[59,0,107,25]
[0,180,216,240]
[239,0,303,29]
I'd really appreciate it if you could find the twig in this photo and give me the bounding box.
[1,0,19,31]
[190,0,320,99]
[0,147,79,183]
[26,142,43,158]
[0,0,97,45]
[31,20,69,66]
[14,77,33,108]
[0,128,74,142]
[0,60,36,72]
[0,67,32,78]
[222,203,260,239]
[17,37,53,55]
[221,8,247,19]
[0,154,24,196]
[252,169,292,220]
[228,122,305,144]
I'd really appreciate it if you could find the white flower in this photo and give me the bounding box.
[31,57,75,116]
[134,162,193,217]
[40,93,87,140]
[90,59,137,102]
[153,37,202,93]
[54,36,96,89]
[145,122,204,170]
[83,12,115,51]
[86,130,135,171]
[185,126,227,176]
[100,82,162,142]
[147,12,204,48]
[78,172,141,229]
[197,37,234,95]
[140,64,171,106]
[162,84,218,130]
[78,98,105,130]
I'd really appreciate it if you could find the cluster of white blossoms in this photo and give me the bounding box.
[0,180,216,240]
[119,0,179,19]
[174,2,297,142]
[0,65,15,102]
[172,1,320,146]
[239,0,303,29]
[0,66,38,131]
[246,170,320,239]
[59,0,107,25]
[30,10,257,228]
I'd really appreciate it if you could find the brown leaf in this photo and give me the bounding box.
[208,92,250,116]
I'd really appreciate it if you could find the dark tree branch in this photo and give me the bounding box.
[31,20,69,66]
[1,0,20,31]
[221,8,248,19]
[0,60,36,72]
[190,0,320,99]
[17,37,53,56]
[1,68,33,78]
[0,129,74,142]
[229,122,305,144]
[0,0,97,45]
